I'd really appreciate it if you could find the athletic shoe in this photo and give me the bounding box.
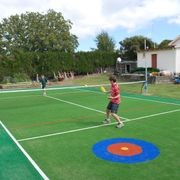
[102,119,111,124]
[115,123,124,128]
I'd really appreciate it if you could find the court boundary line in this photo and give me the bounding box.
[0,90,88,100]
[83,88,180,106]
[0,121,49,180]
[17,108,180,142]
[125,108,180,121]
[122,95,180,106]
[0,81,145,93]
[1,84,179,107]
[45,95,129,120]
[18,122,117,142]
[76,86,180,106]
[46,95,106,114]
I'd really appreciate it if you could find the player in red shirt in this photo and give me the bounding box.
[103,75,124,128]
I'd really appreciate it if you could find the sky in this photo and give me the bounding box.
[0,0,180,51]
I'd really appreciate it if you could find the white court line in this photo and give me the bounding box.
[0,88,91,100]
[46,95,106,114]
[17,108,180,142]
[76,85,180,107]
[45,95,129,120]
[0,81,145,93]
[122,95,180,106]
[0,121,49,180]
[0,90,84,100]
[18,122,117,142]
[1,83,179,107]
[125,108,180,122]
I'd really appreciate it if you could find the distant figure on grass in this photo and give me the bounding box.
[39,75,48,96]
[103,75,124,128]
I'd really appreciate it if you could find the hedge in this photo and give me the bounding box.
[0,51,118,82]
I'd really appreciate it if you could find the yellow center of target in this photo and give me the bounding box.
[121,147,129,151]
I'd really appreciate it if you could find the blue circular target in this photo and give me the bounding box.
[92,138,160,164]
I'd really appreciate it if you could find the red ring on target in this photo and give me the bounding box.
[107,143,142,156]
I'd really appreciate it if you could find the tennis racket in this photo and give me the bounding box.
[100,86,107,93]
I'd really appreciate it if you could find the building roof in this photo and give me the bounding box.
[168,35,180,47]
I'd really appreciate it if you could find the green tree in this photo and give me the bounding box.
[0,9,78,54]
[95,31,116,52]
[158,39,172,49]
[119,36,156,61]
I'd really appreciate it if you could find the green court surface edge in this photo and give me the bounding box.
[0,121,48,180]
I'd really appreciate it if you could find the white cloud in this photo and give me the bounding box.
[0,0,49,18]
[169,15,180,24]
[48,0,180,38]
[99,0,180,31]
[0,0,180,39]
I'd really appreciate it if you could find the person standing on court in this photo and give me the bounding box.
[40,75,48,96]
[103,75,124,128]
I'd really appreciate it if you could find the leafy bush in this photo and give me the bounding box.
[13,73,31,82]
[2,76,13,84]
[2,73,30,83]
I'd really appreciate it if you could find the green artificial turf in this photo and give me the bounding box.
[0,78,180,180]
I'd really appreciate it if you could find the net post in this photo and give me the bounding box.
[143,39,148,95]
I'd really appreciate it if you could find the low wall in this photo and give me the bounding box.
[119,74,145,81]
[152,76,172,84]
[119,74,172,84]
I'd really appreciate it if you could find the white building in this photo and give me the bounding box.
[137,36,180,74]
